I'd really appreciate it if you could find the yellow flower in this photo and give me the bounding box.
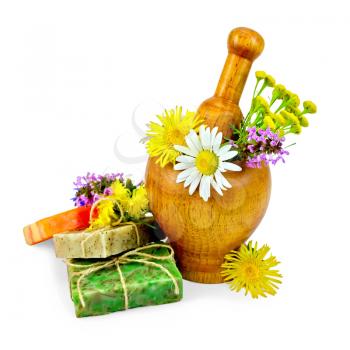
[265,74,276,87]
[303,100,317,114]
[110,180,130,208]
[286,105,302,116]
[283,90,293,102]
[299,115,309,127]
[274,84,286,95]
[90,200,119,230]
[273,113,287,126]
[254,96,270,113]
[290,124,302,134]
[263,115,276,130]
[146,107,203,167]
[255,71,267,79]
[126,185,149,220]
[281,110,300,125]
[288,93,300,107]
[221,241,282,298]
[272,84,286,100]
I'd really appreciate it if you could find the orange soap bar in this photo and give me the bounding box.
[23,206,91,245]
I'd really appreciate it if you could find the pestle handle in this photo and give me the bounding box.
[214,27,264,103]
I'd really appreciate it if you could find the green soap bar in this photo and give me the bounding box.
[67,244,183,317]
[54,218,155,259]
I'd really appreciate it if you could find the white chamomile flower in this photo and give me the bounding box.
[174,125,241,202]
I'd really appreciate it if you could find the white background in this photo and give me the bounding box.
[1,1,349,349]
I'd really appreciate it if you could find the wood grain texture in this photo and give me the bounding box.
[145,27,270,283]
[145,159,271,283]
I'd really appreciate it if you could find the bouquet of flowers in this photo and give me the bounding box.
[144,71,317,202]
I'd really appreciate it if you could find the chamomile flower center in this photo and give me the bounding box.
[195,150,219,176]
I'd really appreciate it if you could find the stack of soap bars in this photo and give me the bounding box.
[24,176,183,317]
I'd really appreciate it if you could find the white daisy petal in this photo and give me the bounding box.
[199,175,211,201]
[203,175,211,200]
[214,170,225,190]
[184,168,200,187]
[204,127,212,150]
[221,162,242,172]
[210,127,219,149]
[199,125,206,145]
[199,176,207,201]
[189,172,202,195]
[218,165,226,173]
[174,162,193,171]
[219,150,238,161]
[184,134,200,155]
[200,126,211,150]
[176,155,195,164]
[189,130,203,151]
[210,177,223,196]
[213,131,223,153]
[217,144,231,156]
[175,126,238,201]
[174,144,197,157]
[176,167,196,183]
[215,171,232,189]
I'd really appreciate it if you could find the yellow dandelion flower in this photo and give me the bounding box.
[90,200,119,230]
[110,180,130,208]
[146,107,203,168]
[126,185,149,220]
[221,241,282,298]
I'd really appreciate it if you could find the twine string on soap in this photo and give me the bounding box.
[66,244,179,310]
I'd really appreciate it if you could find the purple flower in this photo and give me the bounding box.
[72,172,125,206]
[103,187,113,196]
[92,193,100,203]
[247,144,255,153]
[75,194,89,207]
[229,140,239,148]
[244,127,289,168]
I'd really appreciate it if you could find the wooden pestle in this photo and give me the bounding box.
[197,27,264,138]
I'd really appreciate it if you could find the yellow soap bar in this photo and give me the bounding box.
[53,219,155,259]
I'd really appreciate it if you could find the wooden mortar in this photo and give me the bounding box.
[145,27,271,283]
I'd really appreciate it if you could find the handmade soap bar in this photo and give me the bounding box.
[67,244,183,317]
[23,206,91,245]
[54,219,155,258]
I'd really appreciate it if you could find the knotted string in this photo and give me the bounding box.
[66,244,180,310]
